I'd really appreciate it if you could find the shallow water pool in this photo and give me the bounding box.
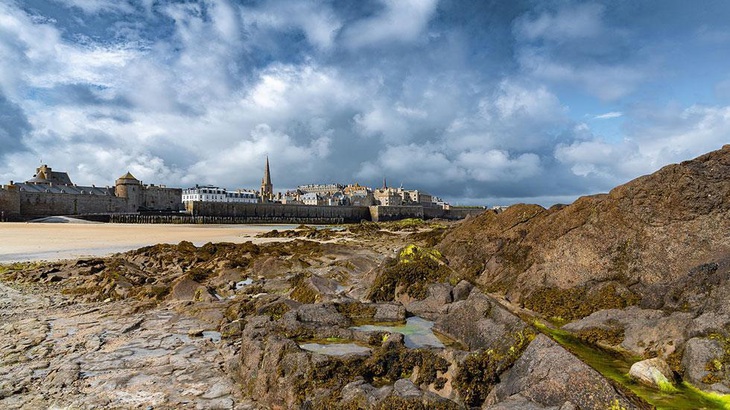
[351,316,445,349]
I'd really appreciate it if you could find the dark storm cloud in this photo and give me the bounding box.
[0,94,31,155]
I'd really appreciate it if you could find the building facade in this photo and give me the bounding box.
[0,165,182,220]
[182,186,258,204]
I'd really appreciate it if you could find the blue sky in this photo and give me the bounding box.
[0,0,728,205]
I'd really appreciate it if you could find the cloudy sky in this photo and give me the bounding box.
[1,0,729,205]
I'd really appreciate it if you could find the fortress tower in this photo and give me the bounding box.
[115,171,142,211]
[260,156,273,202]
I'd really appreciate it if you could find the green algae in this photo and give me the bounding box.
[368,244,452,301]
[452,329,535,407]
[533,321,730,409]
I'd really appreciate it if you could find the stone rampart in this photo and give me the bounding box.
[0,186,20,220]
[189,202,371,223]
[186,202,482,224]
[19,192,128,217]
[142,186,183,211]
[369,205,424,222]
[423,206,486,220]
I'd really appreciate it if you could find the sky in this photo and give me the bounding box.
[0,0,729,206]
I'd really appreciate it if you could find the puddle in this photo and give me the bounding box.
[202,331,221,343]
[235,279,253,290]
[299,342,371,356]
[351,317,445,349]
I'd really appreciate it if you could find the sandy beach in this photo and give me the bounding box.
[0,222,294,263]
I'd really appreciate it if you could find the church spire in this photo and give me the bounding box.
[382,177,387,189]
[263,156,272,186]
[260,156,273,202]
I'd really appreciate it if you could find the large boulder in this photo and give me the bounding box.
[295,303,349,327]
[435,290,529,351]
[562,307,692,359]
[485,335,640,409]
[402,283,453,320]
[681,337,730,394]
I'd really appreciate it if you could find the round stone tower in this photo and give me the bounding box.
[115,171,142,212]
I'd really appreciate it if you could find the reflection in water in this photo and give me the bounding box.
[351,317,445,349]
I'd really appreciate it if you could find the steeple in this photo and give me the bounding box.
[263,156,272,186]
[382,177,387,190]
[260,156,273,202]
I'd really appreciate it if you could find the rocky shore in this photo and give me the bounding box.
[2,145,730,409]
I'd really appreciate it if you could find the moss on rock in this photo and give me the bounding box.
[367,245,451,302]
[576,326,626,346]
[452,329,535,407]
[522,283,640,322]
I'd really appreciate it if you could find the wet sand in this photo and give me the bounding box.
[0,222,294,263]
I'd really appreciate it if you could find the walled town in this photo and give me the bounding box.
[0,158,484,223]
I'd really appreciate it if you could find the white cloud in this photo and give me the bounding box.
[594,111,623,120]
[627,104,730,162]
[444,80,569,153]
[555,139,642,179]
[342,0,439,49]
[357,144,542,190]
[517,50,647,101]
[457,150,541,182]
[491,80,566,122]
[186,124,331,187]
[514,3,606,42]
[513,3,650,102]
[51,0,135,15]
[241,0,342,50]
[556,104,730,181]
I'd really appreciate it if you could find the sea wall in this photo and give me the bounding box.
[142,186,183,211]
[186,202,484,224]
[368,205,423,222]
[423,206,486,220]
[188,202,371,223]
[0,186,20,220]
[19,192,129,217]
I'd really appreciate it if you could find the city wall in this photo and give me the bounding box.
[19,192,129,217]
[189,202,371,223]
[0,186,20,221]
[369,205,423,222]
[141,187,183,211]
[423,206,486,220]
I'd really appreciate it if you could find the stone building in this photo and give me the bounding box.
[297,183,344,195]
[301,192,327,206]
[344,183,375,206]
[373,179,403,206]
[0,165,182,220]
